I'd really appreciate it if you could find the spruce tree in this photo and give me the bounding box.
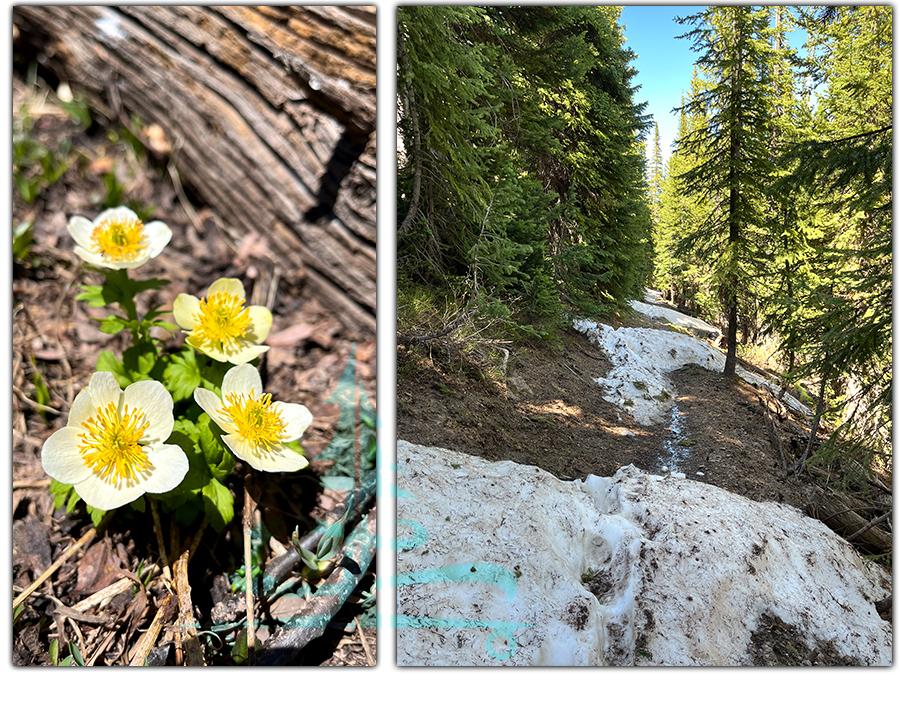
[397,6,652,321]
[774,6,892,469]
[648,122,664,223]
[674,6,781,375]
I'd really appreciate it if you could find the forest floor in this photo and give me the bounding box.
[12,75,376,665]
[397,302,893,664]
[398,309,818,509]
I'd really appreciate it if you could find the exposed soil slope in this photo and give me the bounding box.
[399,313,842,515]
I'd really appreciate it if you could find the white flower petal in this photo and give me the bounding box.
[186,335,230,362]
[95,206,139,224]
[141,443,189,493]
[68,387,96,427]
[223,434,308,472]
[88,372,123,411]
[173,294,201,330]
[194,388,234,433]
[207,277,245,301]
[73,245,106,267]
[123,380,174,442]
[222,363,263,399]
[41,428,93,485]
[246,306,273,343]
[142,221,173,258]
[75,472,143,511]
[227,344,269,365]
[278,403,314,442]
[67,216,95,249]
[103,255,151,270]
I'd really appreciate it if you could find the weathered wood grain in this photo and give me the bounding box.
[13,5,376,335]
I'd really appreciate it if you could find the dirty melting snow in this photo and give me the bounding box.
[397,441,892,666]
[572,314,812,425]
[629,297,721,340]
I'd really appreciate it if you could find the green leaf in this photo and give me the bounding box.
[49,478,74,511]
[86,505,105,528]
[299,546,319,569]
[151,320,180,332]
[75,284,109,308]
[129,277,170,295]
[197,412,234,480]
[49,638,60,666]
[68,642,86,666]
[13,172,41,204]
[32,369,50,409]
[202,478,234,532]
[162,349,202,402]
[98,315,129,335]
[13,220,34,261]
[283,439,305,456]
[65,489,82,515]
[96,350,132,388]
[122,342,158,378]
[163,425,211,491]
[231,629,249,665]
[60,95,92,128]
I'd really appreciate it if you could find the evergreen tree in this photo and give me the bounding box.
[397,6,652,322]
[648,122,664,223]
[654,77,717,316]
[774,6,892,469]
[674,6,782,375]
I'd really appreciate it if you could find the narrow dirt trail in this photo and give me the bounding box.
[398,301,817,512]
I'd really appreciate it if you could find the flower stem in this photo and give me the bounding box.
[243,474,257,663]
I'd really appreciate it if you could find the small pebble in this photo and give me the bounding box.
[695,471,705,477]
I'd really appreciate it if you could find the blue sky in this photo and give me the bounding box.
[619,5,809,167]
[618,5,708,165]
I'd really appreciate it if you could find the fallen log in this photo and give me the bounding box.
[12,5,376,336]
[805,486,892,557]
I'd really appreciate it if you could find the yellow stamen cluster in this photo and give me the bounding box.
[194,293,253,349]
[78,402,150,483]
[220,391,286,453]
[91,218,148,261]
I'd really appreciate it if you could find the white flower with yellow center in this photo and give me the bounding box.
[41,372,189,511]
[67,206,172,270]
[194,364,312,472]
[173,278,272,364]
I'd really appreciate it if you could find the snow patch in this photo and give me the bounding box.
[629,299,721,340]
[572,317,811,424]
[397,441,892,666]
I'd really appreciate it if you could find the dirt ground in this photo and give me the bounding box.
[12,75,376,665]
[398,314,817,511]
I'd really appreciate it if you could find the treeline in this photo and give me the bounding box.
[397,6,652,323]
[650,6,891,467]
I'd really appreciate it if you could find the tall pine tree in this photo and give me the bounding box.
[674,6,781,375]
[774,6,892,469]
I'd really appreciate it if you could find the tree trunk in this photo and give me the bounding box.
[12,5,376,337]
[723,279,739,376]
[805,486,892,557]
[723,12,743,377]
